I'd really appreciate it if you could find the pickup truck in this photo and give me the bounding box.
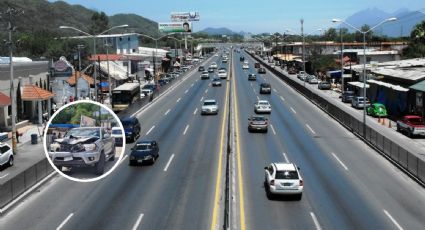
[49,127,115,175]
[396,115,425,137]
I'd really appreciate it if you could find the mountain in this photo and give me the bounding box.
[0,0,157,36]
[343,7,425,37]
[199,27,237,35]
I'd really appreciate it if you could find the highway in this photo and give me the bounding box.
[1,47,425,230]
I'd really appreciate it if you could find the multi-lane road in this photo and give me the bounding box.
[1,47,425,230]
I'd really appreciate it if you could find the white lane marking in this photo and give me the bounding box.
[383,210,403,230]
[270,124,276,135]
[205,89,208,94]
[282,152,289,163]
[119,155,128,166]
[184,89,189,94]
[273,88,277,93]
[0,173,9,179]
[250,83,253,87]
[132,213,144,230]
[146,125,155,135]
[290,107,297,114]
[176,97,181,103]
[256,95,260,100]
[193,108,198,115]
[163,154,175,172]
[56,213,74,230]
[183,125,190,135]
[191,83,194,87]
[200,96,204,102]
[164,109,171,116]
[310,212,322,230]
[331,152,348,171]
[306,124,316,135]
[280,96,285,101]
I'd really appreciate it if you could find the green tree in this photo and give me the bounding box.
[90,11,109,34]
[402,20,425,58]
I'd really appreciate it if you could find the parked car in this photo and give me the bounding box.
[351,96,370,109]
[248,73,257,81]
[254,100,272,114]
[120,117,141,143]
[198,66,205,72]
[201,99,219,115]
[260,83,271,94]
[141,84,156,97]
[49,127,115,175]
[258,67,266,74]
[248,115,268,133]
[318,81,331,90]
[212,78,222,87]
[111,127,123,147]
[288,68,297,75]
[254,62,260,68]
[397,115,425,137]
[297,71,306,79]
[129,140,159,165]
[341,91,355,103]
[366,103,388,117]
[264,162,303,200]
[308,76,319,84]
[0,142,13,168]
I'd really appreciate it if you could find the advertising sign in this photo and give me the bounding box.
[80,115,96,127]
[159,22,192,33]
[171,12,200,22]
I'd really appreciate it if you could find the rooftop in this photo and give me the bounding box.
[21,85,55,101]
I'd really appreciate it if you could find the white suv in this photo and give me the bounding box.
[201,99,219,115]
[264,162,303,200]
[0,142,14,168]
[254,100,272,114]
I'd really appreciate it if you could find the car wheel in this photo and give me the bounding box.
[8,156,14,167]
[296,193,302,201]
[95,152,105,175]
[266,185,273,200]
[151,156,156,164]
[396,124,401,132]
[129,160,136,166]
[109,146,116,161]
[131,134,135,143]
[408,129,414,138]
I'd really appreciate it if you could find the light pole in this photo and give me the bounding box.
[300,19,307,88]
[332,17,397,136]
[104,42,112,102]
[76,44,84,99]
[59,24,128,102]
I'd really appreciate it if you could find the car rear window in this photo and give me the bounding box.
[112,129,122,135]
[135,144,152,150]
[251,116,266,121]
[275,170,299,179]
[204,101,216,106]
[262,84,270,87]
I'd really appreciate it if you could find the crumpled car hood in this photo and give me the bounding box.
[55,136,98,145]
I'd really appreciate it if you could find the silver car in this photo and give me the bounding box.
[351,96,371,109]
[201,99,219,115]
[0,142,13,168]
[49,127,115,175]
[264,162,303,200]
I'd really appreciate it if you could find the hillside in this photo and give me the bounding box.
[109,14,158,37]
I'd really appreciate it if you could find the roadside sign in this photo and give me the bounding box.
[171,12,200,22]
[159,22,192,33]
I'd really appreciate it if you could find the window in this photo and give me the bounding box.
[275,170,299,179]
[0,145,10,154]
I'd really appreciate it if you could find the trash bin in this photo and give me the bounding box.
[31,134,38,144]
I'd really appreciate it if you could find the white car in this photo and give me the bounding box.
[244,60,249,64]
[0,142,13,168]
[210,62,218,69]
[201,99,219,115]
[264,162,303,200]
[218,69,228,79]
[242,64,249,69]
[254,100,272,114]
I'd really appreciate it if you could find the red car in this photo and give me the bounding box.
[396,115,425,137]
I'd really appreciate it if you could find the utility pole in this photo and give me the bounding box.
[340,28,345,94]
[2,7,24,154]
[76,44,84,99]
[301,18,306,88]
[105,42,112,103]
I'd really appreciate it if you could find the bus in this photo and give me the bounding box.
[112,83,140,112]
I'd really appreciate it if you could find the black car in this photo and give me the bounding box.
[341,90,355,103]
[120,117,141,143]
[208,67,214,73]
[258,68,266,74]
[318,81,331,90]
[240,56,245,61]
[254,63,260,68]
[129,140,159,165]
[260,83,271,94]
[248,74,257,81]
[198,66,205,72]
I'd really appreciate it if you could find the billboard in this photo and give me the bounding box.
[171,12,200,22]
[159,22,192,33]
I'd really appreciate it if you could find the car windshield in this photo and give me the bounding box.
[275,170,299,179]
[65,128,100,138]
[204,101,216,106]
[251,117,265,121]
[258,102,269,105]
[112,129,122,135]
[135,144,152,150]
[121,120,134,129]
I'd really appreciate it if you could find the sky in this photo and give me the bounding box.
[54,0,425,34]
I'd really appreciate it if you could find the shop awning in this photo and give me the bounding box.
[0,92,11,107]
[409,80,425,92]
[348,81,370,89]
[368,79,409,92]
[21,85,55,101]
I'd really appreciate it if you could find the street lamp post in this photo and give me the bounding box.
[59,24,128,102]
[76,44,84,99]
[104,42,112,102]
[332,17,397,136]
[301,19,306,88]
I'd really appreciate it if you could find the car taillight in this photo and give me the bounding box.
[299,179,303,186]
[270,180,275,186]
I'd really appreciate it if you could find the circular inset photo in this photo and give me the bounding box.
[43,100,125,182]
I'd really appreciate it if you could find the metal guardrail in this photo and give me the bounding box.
[246,51,425,186]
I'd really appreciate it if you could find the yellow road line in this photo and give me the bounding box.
[233,53,246,230]
[210,63,230,230]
